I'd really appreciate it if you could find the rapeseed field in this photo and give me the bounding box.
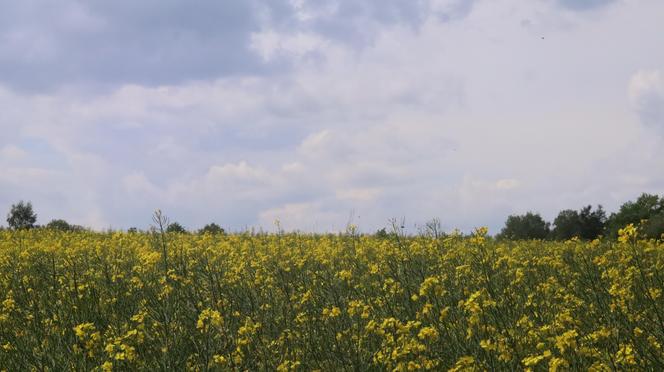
[0,226,662,370]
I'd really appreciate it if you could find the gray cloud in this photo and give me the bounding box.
[274,0,476,45]
[629,70,664,134]
[556,0,617,11]
[0,1,275,91]
[0,0,470,92]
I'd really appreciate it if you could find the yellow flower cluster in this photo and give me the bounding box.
[0,227,662,370]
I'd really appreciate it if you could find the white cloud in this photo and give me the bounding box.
[495,179,521,190]
[336,188,382,202]
[123,172,162,197]
[297,129,331,156]
[0,145,27,160]
[258,202,346,232]
[0,167,59,183]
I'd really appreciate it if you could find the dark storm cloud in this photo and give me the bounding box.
[0,0,469,92]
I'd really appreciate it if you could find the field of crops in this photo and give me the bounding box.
[0,226,663,371]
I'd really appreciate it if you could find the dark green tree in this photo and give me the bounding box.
[6,201,37,230]
[641,212,664,240]
[499,212,550,240]
[46,219,83,232]
[374,228,389,239]
[577,205,606,240]
[606,193,664,238]
[552,209,581,240]
[198,223,225,235]
[552,205,606,240]
[166,222,187,234]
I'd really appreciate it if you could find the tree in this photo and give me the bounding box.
[499,212,550,240]
[552,205,606,240]
[198,223,225,235]
[606,193,664,238]
[577,205,606,240]
[46,219,83,232]
[166,222,187,234]
[641,212,664,240]
[552,209,581,240]
[6,201,37,230]
[374,228,389,239]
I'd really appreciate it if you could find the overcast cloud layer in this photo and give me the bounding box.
[1,0,663,233]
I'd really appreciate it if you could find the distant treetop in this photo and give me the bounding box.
[166,222,187,234]
[498,212,549,240]
[6,201,37,230]
[199,223,225,235]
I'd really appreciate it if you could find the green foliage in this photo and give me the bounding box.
[6,200,37,230]
[46,219,84,232]
[577,205,607,239]
[198,223,225,235]
[374,228,389,239]
[499,212,549,240]
[606,193,664,238]
[166,222,187,234]
[641,212,664,240]
[552,205,606,240]
[552,209,580,240]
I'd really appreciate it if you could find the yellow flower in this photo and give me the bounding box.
[480,339,496,351]
[618,224,637,243]
[522,354,546,367]
[213,355,227,365]
[417,326,438,342]
[73,322,96,339]
[449,356,475,371]
[633,327,644,337]
[101,361,113,372]
[555,330,578,353]
[548,357,568,372]
[322,306,341,319]
[649,287,661,300]
[615,344,636,366]
[337,270,352,281]
[197,309,223,331]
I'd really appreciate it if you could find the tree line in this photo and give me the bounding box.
[2,201,225,235]
[3,193,664,240]
[497,193,664,240]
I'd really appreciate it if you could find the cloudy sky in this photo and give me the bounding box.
[1,0,663,233]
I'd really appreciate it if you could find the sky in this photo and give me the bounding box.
[0,0,663,233]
